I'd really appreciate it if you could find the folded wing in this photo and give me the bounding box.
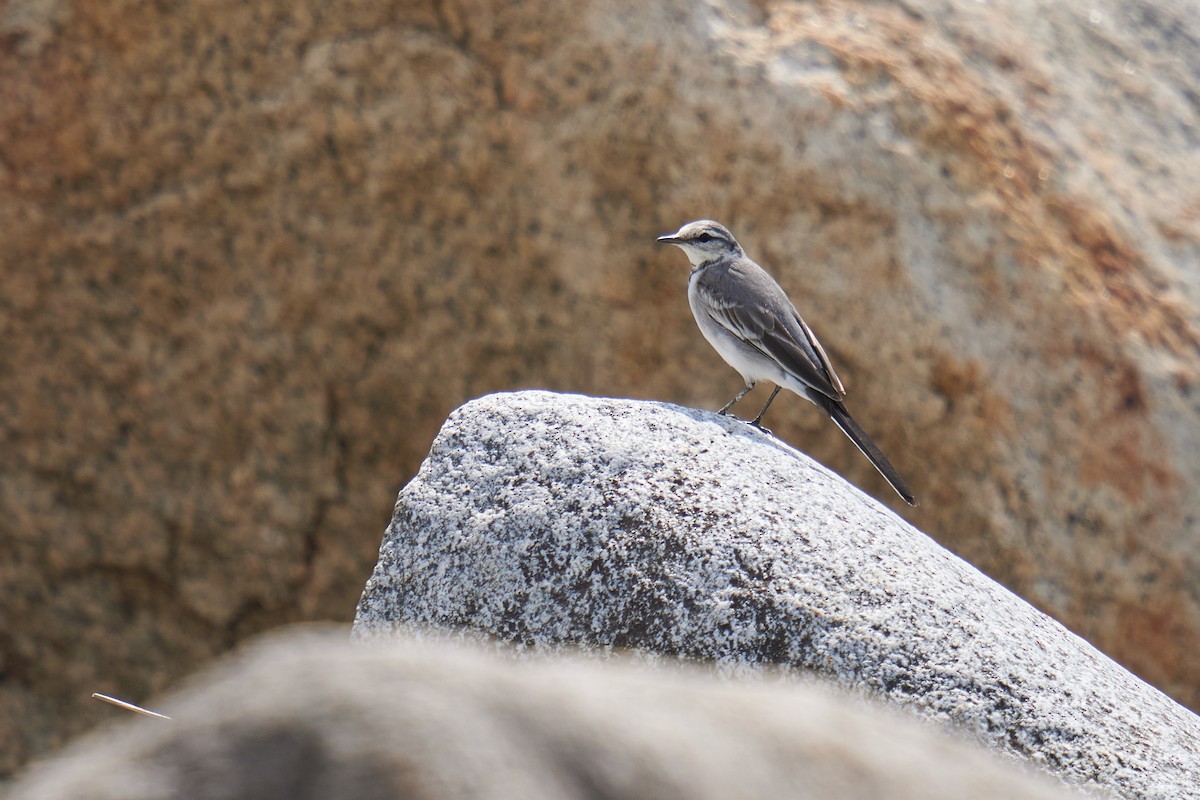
[698,280,846,402]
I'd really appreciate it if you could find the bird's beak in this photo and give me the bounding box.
[657,233,681,244]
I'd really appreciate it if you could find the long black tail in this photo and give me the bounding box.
[816,396,917,506]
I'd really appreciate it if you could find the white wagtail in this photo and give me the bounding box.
[658,220,917,506]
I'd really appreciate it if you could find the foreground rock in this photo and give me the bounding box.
[7,629,1084,800]
[355,391,1200,799]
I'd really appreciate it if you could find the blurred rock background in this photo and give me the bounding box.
[2,0,1199,777]
[3,631,1092,800]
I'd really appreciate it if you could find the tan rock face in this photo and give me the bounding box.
[3,0,1199,776]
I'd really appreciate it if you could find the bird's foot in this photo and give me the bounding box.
[715,409,772,434]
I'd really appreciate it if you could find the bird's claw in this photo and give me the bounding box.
[716,409,772,435]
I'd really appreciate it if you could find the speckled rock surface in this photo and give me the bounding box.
[6,629,1088,800]
[355,391,1200,800]
[5,0,1200,778]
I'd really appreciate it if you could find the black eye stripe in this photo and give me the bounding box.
[696,233,715,243]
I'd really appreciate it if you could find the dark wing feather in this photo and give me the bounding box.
[699,276,845,402]
[794,312,846,397]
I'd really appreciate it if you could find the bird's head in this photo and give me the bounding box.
[657,220,743,267]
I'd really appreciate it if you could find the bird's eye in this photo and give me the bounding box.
[696,233,714,243]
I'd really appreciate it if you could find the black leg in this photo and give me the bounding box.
[717,382,755,415]
[749,386,781,429]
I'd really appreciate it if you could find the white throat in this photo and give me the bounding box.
[676,246,716,268]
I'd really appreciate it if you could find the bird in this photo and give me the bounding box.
[657,219,917,506]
